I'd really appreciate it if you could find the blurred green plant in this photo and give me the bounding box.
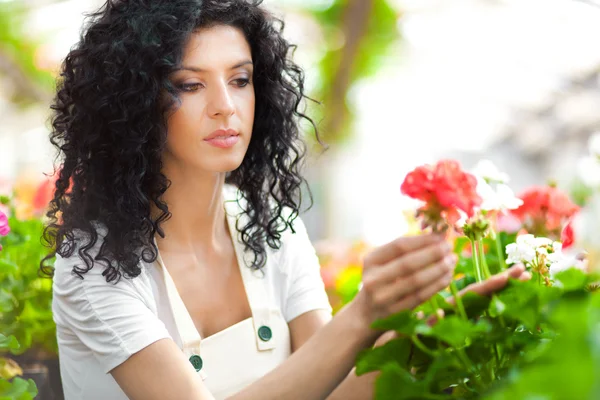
[0,2,55,107]
[0,194,57,389]
[300,0,400,144]
[0,334,38,400]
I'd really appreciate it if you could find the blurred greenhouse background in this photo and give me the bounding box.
[2,0,600,245]
[2,0,600,398]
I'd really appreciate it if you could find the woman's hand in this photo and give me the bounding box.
[350,234,457,332]
[372,265,531,347]
[452,264,531,300]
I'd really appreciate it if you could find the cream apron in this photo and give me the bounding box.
[154,201,292,399]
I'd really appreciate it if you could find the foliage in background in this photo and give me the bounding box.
[0,334,38,400]
[301,0,400,144]
[0,178,56,400]
[0,208,57,356]
[0,2,55,107]
[317,240,368,313]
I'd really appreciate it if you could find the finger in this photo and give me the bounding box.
[363,234,445,267]
[507,264,526,278]
[388,270,453,313]
[366,242,453,286]
[459,264,526,297]
[372,254,456,305]
[518,271,532,281]
[373,330,398,348]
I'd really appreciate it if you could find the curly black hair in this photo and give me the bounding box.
[41,0,320,283]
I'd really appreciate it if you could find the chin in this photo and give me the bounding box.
[206,155,245,173]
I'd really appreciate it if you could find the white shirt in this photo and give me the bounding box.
[52,185,332,399]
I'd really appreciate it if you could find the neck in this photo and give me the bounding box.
[153,164,229,253]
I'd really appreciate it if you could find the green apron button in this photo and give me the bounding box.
[258,325,272,342]
[189,355,203,371]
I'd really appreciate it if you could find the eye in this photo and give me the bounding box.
[233,78,251,88]
[178,82,204,92]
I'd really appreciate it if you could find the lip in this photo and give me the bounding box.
[204,129,240,149]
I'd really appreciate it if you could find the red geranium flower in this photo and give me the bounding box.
[511,185,578,239]
[401,160,482,231]
[561,219,575,249]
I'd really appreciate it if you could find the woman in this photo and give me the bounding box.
[43,1,527,399]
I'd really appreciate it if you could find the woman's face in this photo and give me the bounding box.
[165,25,255,174]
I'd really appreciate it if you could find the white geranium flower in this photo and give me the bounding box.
[476,178,498,211]
[515,234,535,248]
[534,237,553,248]
[516,234,551,249]
[476,178,523,212]
[506,242,536,265]
[549,255,586,278]
[546,242,563,265]
[472,159,510,184]
[552,241,562,254]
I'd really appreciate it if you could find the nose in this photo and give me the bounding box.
[207,82,235,118]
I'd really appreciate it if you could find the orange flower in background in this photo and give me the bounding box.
[316,240,371,314]
[511,185,579,239]
[401,160,482,231]
[3,170,62,220]
[32,173,58,215]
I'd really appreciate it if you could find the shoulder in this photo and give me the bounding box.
[52,224,168,373]
[52,222,153,310]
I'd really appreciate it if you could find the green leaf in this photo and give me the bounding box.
[461,292,491,319]
[372,310,423,335]
[418,293,454,315]
[495,280,557,330]
[375,363,430,400]
[488,296,506,317]
[423,353,464,390]
[423,316,491,347]
[554,268,589,291]
[0,290,14,314]
[0,377,37,400]
[454,255,474,277]
[0,335,19,353]
[0,260,18,274]
[356,337,412,375]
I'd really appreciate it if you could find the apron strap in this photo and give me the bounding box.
[225,198,276,352]
[155,241,208,379]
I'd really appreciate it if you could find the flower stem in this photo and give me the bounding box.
[455,348,483,388]
[411,335,438,358]
[471,240,484,282]
[450,281,468,320]
[493,230,507,272]
[477,239,492,279]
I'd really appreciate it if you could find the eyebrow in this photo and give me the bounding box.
[176,60,253,73]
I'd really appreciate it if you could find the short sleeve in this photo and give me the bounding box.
[52,232,171,374]
[280,216,332,322]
